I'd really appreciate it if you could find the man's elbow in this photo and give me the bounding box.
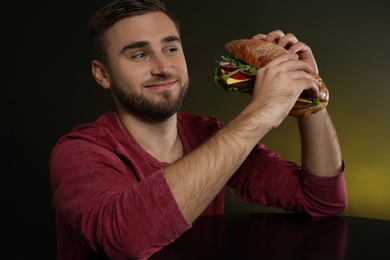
[306,198,348,217]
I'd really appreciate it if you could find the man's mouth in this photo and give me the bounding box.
[145,80,178,90]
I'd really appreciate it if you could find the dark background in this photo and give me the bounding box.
[2,0,390,258]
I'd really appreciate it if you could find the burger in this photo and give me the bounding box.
[214,39,329,117]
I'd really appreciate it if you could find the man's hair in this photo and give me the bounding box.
[88,0,180,64]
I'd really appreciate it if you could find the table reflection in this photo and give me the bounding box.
[82,212,390,259]
[151,213,347,259]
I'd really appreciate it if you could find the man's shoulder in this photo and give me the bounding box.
[54,109,120,147]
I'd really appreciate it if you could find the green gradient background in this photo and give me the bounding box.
[2,3,390,254]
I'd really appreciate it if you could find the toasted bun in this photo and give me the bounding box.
[223,39,329,117]
[225,39,288,68]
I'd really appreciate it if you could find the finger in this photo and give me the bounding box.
[265,53,299,67]
[297,71,322,93]
[285,42,318,73]
[276,33,299,49]
[286,41,311,55]
[264,30,286,43]
[285,70,320,98]
[264,57,321,91]
[276,56,316,75]
[251,34,268,40]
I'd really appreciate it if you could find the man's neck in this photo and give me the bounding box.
[117,109,183,164]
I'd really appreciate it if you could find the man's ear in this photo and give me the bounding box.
[91,60,111,90]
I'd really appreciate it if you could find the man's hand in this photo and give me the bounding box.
[247,30,322,128]
[252,30,319,74]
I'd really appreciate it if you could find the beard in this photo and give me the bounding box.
[111,75,189,122]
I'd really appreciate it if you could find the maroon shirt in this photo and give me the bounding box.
[50,109,346,259]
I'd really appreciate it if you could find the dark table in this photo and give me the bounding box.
[150,213,390,259]
[17,213,390,259]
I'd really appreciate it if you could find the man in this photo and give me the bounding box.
[49,0,347,259]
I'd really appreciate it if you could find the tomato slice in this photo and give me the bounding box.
[230,72,248,80]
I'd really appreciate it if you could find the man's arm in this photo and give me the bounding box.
[164,50,322,223]
[165,30,343,223]
[164,102,277,223]
[257,30,344,177]
[298,109,343,177]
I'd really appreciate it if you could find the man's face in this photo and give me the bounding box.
[103,11,189,121]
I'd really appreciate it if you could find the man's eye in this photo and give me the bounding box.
[165,47,178,54]
[132,52,147,59]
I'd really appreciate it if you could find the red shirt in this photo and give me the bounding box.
[50,109,346,259]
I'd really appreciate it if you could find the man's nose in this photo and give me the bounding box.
[151,54,172,75]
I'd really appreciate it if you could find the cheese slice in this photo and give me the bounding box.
[226,77,252,85]
[221,69,253,85]
[296,97,312,103]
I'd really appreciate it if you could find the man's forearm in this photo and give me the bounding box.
[298,109,343,177]
[164,105,274,223]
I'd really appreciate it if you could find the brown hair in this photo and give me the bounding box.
[88,0,180,64]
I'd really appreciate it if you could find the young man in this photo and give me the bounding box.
[49,0,347,259]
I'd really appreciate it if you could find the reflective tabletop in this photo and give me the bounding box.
[150,213,390,259]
